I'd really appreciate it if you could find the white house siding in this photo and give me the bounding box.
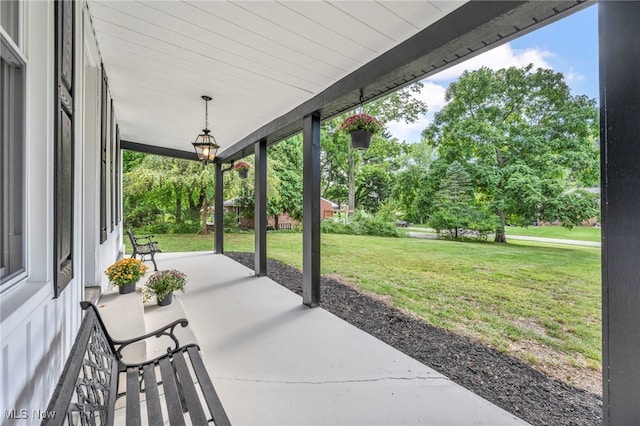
[0,2,122,423]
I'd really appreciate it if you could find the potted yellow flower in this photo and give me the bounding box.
[105,257,148,294]
[142,269,187,306]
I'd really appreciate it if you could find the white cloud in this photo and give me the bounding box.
[387,81,446,143]
[388,43,557,143]
[427,43,555,82]
[565,70,586,83]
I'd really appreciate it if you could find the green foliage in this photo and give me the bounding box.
[428,162,498,240]
[269,136,303,221]
[321,83,428,211]
[355,163,392,213]
[425,65,600,242]
[321,210,406,237]
[122,150,147,174]
[225,154,282,220]
[223,211,241,233]
[390,140,438,223]
[123,153,215,233]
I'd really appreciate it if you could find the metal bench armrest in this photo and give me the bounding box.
[111,318,189,359]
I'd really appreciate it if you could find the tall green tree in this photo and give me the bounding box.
[357,136,407,212]
[124,155,214,232]
[425,65,599,242]
[269,135,303,225]
[428,161,497,239]
[391,139,437,223]
[323,82,428,211]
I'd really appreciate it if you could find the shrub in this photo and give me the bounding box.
[224,212,241,233]
[321,211,405,238]
[429,208,498,241]
[321,219,356,235]
[169,221,200,234]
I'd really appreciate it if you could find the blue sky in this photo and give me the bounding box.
[388,4,599,143]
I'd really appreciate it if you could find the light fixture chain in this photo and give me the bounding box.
[205,98,209,130]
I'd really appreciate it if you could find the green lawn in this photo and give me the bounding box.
[132,231,601,374]
[506,225,601,242]
[409,223,601,242]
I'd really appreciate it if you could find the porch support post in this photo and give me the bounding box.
[214,162,224,254]
[302,112,321,307]
[600,2,640,424]
[255,139,267,275]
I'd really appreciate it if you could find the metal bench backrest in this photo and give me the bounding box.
[44,303,119,426]
[126,227,136,250]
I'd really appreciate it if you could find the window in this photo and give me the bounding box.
[1,0,19,45]
[0,36,26,285]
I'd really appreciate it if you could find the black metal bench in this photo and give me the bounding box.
[127,227,161,271]
[44,302,231,426]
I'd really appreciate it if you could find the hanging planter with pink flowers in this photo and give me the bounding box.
[339,113,384,150]
[234,161,251,179]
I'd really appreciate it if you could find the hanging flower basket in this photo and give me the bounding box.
[339,113,383,150]
[349,130,373,150]
[234,161,251,179]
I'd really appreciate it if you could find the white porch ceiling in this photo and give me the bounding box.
[88,0,466,155]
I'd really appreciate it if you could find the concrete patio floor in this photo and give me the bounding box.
[98,251,529,425]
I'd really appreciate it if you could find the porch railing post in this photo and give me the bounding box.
[600,1,640,424]
[214,161,224,254]
[302,112,321,307]
[255,139,267,275]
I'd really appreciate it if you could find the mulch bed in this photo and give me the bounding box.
[227,252,602,426]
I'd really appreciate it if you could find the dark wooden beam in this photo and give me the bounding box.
[214,162,224,254]
[121,140,198,161]
[600,1,640,423]
[302,113,321,307]
[254,139,267,276]
[217,0,590,162]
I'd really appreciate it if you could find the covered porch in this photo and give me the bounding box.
[99,252,526,425]
[4,0,640,424]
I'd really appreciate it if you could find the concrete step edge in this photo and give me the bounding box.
[96,284,147,365]
[142,292,198,360]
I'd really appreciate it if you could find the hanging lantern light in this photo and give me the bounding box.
[192,95,219,165]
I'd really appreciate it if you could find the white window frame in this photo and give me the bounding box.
[1,24,27,290]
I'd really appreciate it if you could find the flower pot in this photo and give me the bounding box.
[119,282,137,294]
[157,293,173,306]
[238,169,248,179]
[349,130,372,150]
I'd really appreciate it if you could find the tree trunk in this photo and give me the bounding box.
[494,211,507,243]
[175,194,182,223]
[200,198,209,235]
[348,148,356,211]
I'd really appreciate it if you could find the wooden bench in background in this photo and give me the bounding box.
[44,302,231,426]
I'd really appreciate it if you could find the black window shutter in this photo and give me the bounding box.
[100,66,108,243]
[54,0,74,297]
[109,100,115,233]
[115,124,121,224]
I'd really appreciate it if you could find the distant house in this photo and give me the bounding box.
[222,197,338,230]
